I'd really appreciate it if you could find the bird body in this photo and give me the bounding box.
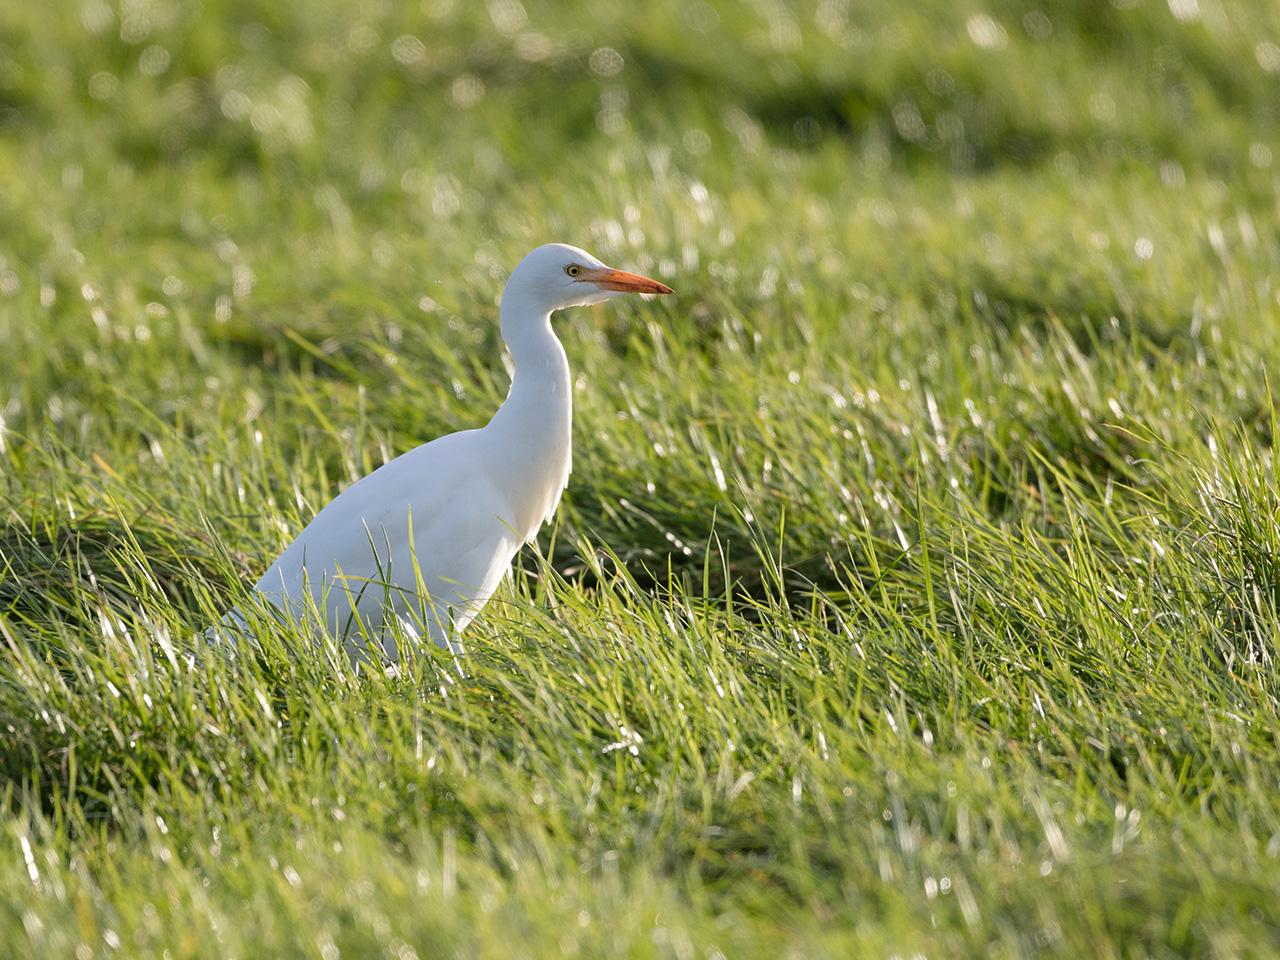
[236,244,672,657]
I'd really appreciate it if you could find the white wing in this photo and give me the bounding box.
[252,429,522,654]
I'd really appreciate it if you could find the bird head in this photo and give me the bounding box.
[505,243,674,313]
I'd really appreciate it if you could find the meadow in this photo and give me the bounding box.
[2,0,1280,955]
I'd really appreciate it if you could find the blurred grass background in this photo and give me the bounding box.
[2,0,1280,956]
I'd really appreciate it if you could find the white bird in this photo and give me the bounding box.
[230,243,673,659]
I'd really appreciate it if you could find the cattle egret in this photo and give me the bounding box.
[228,243,673,658]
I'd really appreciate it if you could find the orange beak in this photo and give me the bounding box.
[580,266,674,296]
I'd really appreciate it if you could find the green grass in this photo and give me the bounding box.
[2,0,1280,955]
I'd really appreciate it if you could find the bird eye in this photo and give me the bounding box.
[565,264,581,277]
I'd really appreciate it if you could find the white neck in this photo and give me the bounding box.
[482,291,574,534]
[490,293,572,432]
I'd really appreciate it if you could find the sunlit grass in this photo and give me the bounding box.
[2,0,1280,956]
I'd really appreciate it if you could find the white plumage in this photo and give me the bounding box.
[229,243,672,658]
